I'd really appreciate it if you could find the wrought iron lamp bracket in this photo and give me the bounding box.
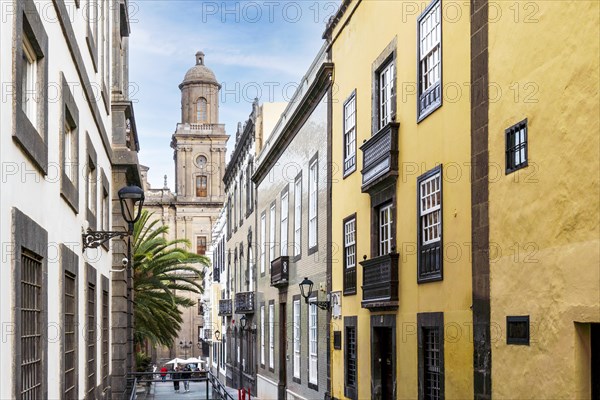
[308,299,331,311]
[82,229,128,250]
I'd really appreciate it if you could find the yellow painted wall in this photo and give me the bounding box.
[488,1,600,398]
[329,0,473,398]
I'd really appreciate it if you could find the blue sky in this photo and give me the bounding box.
[130,1,333,188]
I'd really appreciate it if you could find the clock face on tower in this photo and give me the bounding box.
[196,155,207,169]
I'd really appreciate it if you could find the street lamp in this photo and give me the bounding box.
[179,340,193,359]
[82,184,145,249]
[299,277,331,310]
[214,330,221,374]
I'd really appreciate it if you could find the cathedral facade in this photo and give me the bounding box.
[142,52,229,361]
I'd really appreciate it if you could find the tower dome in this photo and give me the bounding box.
[180,51,220,88]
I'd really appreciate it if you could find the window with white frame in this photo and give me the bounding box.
[269,204,276,262]
[64,120,77,182]
[379,203,393,256]
[343,216,357,294]
[280,191,289,256]
[269,303,274,369]
[294,176,302,257]
[308,158,318,250]
[293,299,301,379]
[260,305,265,366]
[309,302,318,385]
[21,34,37,123]
[418,167,443,281]
[260,213,266,274]
[379,61,394,129]
[233,185,238,229]
[418,0,442,119]
[344,93,357,174]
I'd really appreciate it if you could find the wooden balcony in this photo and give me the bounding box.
[360,253,399,310]
[218,299,233,316]
[360,122,399,193]
[235,291,255,314]
[270,256,289,288]
[213,266,220,283]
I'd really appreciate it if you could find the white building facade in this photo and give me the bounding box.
[0,1,141,399]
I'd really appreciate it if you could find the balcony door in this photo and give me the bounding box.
[371,315,396,400]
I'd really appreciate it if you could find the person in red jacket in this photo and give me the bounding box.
[160,366,168,382]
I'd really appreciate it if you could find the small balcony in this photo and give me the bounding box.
[213,266,220,283]
[235,291,255,314]
[360,253,399,310]
[360,122,399,192]
[270,256,289,288]
[218,299,233,316]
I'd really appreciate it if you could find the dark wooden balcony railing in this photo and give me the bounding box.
[270,256,289,288]
[360,253,399,310]
[360,122,399,192]
[235,291,255,314]
[218,299,233,316]
[213,266,220,283]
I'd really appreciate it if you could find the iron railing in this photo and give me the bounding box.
[218,299,233,316]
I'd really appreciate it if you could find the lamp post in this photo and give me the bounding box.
[299,277,331,310]
[82,184,144,396]
[180,340,193,359]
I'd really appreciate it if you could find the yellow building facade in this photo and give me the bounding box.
[326,0,473,399]
[486,1,600,398]
[327,0,599,398]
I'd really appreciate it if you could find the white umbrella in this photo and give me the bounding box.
[182,357,202,364]
[165,358,187,366]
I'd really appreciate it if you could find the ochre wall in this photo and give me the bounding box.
[330,0,473,398]
[488,1,600,398]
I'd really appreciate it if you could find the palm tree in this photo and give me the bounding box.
[132,210,209,349]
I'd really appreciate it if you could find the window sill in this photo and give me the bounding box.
[307,245,318,256]
[343,165,356,179]
[506,161,528,175]
[417,96,442,123]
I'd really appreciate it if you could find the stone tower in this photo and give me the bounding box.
[172,52,228,202]
[145,52,229,361]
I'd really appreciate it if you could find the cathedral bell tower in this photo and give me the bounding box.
[171,52,229,202]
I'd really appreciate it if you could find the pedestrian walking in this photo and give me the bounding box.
[160,365,168,382]
[173,366,181,393]
[182,365,191,392]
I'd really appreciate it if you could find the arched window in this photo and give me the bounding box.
[196,175,208,197]
[196,97,208,123]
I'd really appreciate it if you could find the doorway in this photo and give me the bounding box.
[371,315,396,400]
[278,302,287,400]
[592,324,599,399]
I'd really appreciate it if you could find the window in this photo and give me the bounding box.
[197,236,207,255]
[418,167,443,281]
[280,190,289,256]
[60,74,80,213]
[506,316,530,345]
[21,34,37,123]
[239,175,244,224]
[196,175,208,197]
[269,204,276,262]
[15,1,49,174]
[379,203,393,256]
[260,304,265,366]
[102,280,109,388]
[418,0,442,120]
[196,97,208,123]
[233,186,238,229]
[308,157,318,251]
[418,312,444,400]
[308,302,318,386]
[101,186,109,231]
[260,212,266,274]
[293,175,302,258]
[21,251,43,399]
[246,163,254,213]
[345,326,357,396]
[269,303,274,370]
[379,61,395,129]
[227,198,232,237]
[87,281,96,398]
[64,271,77,398]
[344,316,358,399]
[85,135,98,230]
[505,119,528,173]
[343,92,357,174]
[343,215,357,294]
[293,299,301,380]
[423,327,442,399]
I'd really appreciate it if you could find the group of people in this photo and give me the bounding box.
[159,364,195,393]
